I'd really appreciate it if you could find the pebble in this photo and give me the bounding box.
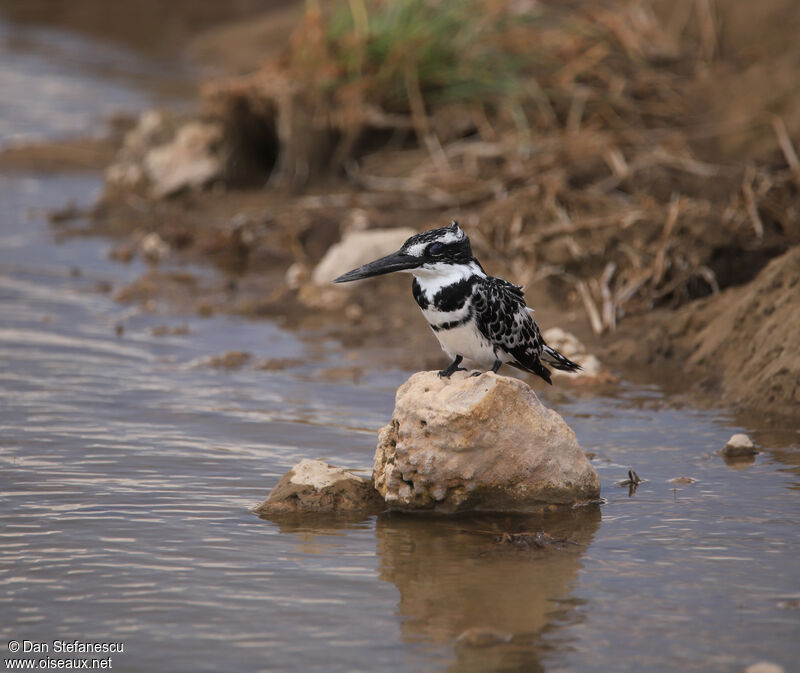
[669,477,697,484]
[744,662,784,673]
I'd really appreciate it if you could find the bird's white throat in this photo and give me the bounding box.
[408,260,485,299]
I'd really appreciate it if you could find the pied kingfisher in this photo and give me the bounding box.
[333,221,581,383]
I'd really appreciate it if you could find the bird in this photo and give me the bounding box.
[333,221,581,384]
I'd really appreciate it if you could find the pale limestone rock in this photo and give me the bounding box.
[312,228,416,285]
[284,262,310,290]
[721,433,758,457]
[254,459,383,515]
[744,663,785,673]
[139,232,170,264]
[542,327,605,380]
[105,110,173,189]
[144,122,223,198]
[373,371,600,512]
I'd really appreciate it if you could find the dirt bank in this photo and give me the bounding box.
[606,246,800,418]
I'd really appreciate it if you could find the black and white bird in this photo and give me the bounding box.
[333,221,581,384]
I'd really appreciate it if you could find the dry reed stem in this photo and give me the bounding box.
[742,164,765,239]
[404,64,450,173]
[600,262,617,331]
[577,281,604,335]
[770,115,800,184]
[653,194,682,286]
[694,0,717,62]
[523,210,646,245]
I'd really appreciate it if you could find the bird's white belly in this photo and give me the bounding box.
[432,320,499,368]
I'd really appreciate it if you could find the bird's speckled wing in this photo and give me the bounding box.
[472,276,546,370]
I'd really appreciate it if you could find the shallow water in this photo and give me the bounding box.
[1,8,799,673]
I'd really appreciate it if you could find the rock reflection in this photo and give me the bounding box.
[375,506,601,671]
[259,512,375,554]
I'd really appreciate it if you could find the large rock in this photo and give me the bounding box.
[254,459,384,515]
[373,371,600,512]
[312,228,415,285]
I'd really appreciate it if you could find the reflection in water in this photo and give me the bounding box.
[375,508,601,671]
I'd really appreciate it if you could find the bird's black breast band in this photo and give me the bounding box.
[429,310,473,332]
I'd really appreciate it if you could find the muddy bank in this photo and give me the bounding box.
[13,0,800,416]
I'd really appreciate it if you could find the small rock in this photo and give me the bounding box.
[312,228,416,285]
[254,459,384,515]
[744,662,785,673]
[285,262,310,290]
[373,371,600,512]
[203,350,252,369]
[144,121,223,198]
[139,232,170,264]
[105,109,172,189]
[150,324,190,337]
[669,476,697,484]
[344,303,364,322]
[542,327,609,381]
[721,433,758,457]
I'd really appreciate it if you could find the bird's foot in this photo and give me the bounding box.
[470,360,502,377]
[438,355,465,378]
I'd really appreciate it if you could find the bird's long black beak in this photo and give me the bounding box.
[333,249,419,283]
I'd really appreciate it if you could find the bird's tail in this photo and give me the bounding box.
[541,345,582,372]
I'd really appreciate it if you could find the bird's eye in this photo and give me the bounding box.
[428,242,444,257]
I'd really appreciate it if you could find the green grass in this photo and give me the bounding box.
[300,0,550,112]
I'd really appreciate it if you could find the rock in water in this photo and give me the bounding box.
[254,459,383,515]
[720,433,758,457]
[373,371,600,512]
